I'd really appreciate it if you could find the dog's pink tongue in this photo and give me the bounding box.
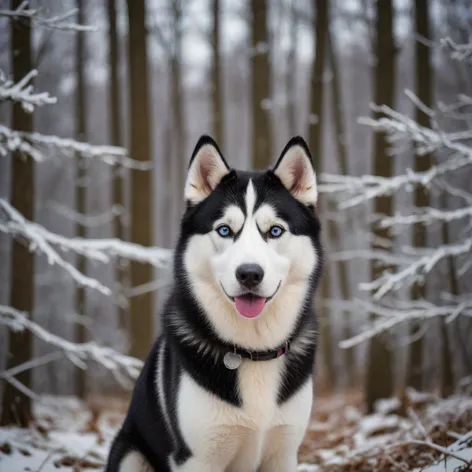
[234,296,266,318]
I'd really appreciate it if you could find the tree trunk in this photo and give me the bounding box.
[75,0,87,399]
[1,0,35,427]
[251,0,271,169]
[107,0,128,332]
[309,0,327,166]
[285,0,298,136]
[171,0,186,236]
[211,0,223,146]
[127,0,154,360]
[365,0,396,413]
[166,0,186,244]
[327,21,355,389]
[309,0,335,391]
[439,190,459,397]
[406,0,434,392]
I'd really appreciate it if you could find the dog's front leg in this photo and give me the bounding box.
[258,425,303,472]
[173,457,224,472]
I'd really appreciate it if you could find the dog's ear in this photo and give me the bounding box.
[272,136,317,206]
[184,135,230,205]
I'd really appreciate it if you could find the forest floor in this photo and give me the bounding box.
[0,388,471,472]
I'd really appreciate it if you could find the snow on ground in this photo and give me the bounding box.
[299,390,472,471]
[0,391,471,471]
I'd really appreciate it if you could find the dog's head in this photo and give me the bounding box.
[176,135,322,350]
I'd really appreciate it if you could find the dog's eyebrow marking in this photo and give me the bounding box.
[219,205,244,232]
[245,180,257,218]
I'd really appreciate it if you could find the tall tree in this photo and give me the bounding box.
[309,0,335,391]
[365,0,396,413]
[309,0,327,163]
[75,0,87,399]
[327,20,355,388]
[1,0,35,426]
[127,0,154,360]
[107,0,128,330]
[285,0,298,136]
[250,0,271,169]
[149,1,186,247]
[211,0,223,145]
[406,0,433,392]
[170,0,185,241]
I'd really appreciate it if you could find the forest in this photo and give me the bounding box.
[0,0,472,470]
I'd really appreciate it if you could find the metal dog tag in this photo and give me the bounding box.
[224,351,242,370]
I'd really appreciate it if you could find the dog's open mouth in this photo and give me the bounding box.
[234,294,266,318]
[221,281,281,319]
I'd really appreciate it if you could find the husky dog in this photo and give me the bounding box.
[106,135,323,472]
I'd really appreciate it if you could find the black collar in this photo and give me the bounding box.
[231,340,291,361]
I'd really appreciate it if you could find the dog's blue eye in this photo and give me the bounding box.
[269,225,284,238]
[216,225,232,238]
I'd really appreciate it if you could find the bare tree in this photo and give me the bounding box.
[211,0,223,146]
[170,0,186,239]
[0,0,35,427]
[405,0,434,392]
[149,1,186,247]
[309,0,327,163]
[327,17,354,388]
[127,0,154,360]
[107,0,128,330]
[75,0,87,399]
[285,0,298,136]
[251,0,271,169]
[309,0,335,391]
[365,0,396,413]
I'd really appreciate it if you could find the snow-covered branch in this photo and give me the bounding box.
[338,299,472,349]
[440,37,472,62]
[0,70,56,112]
[0,124,153,170]
[322,61,472,348]
[358,237,472,299]
[52,202,125,228]
[0,200,172,295]
[0,306,143,385]
[0,2,97,32]
[330,249,413,266]
[330,235,471,299]
[319,95,472,209]
[378,206,472,228]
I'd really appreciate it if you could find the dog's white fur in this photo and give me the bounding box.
[175,371,312,472]
[184,175,317,352]
[120,144,318,471]
[119,451,152,472]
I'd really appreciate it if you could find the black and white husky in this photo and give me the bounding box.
[106,136,323,472]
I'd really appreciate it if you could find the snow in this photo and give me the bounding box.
[357,414,401,437]
[0,70,57,113]
[375,397,402,415]
[440,37,472,62]
[0,393,471,471]
[0,199,172,295]
[416,448,472,471]
[1,305,144,388]
[0,4,97,32]
[413,431,472,471]
[0,124,152,170]
[317,83,472,346]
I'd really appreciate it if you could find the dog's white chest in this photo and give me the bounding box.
[175,364,312,472]
[236,358,284,427]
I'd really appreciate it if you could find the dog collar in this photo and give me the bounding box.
[223,341,291,370]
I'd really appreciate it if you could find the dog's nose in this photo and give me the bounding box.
[236,264,264,289]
